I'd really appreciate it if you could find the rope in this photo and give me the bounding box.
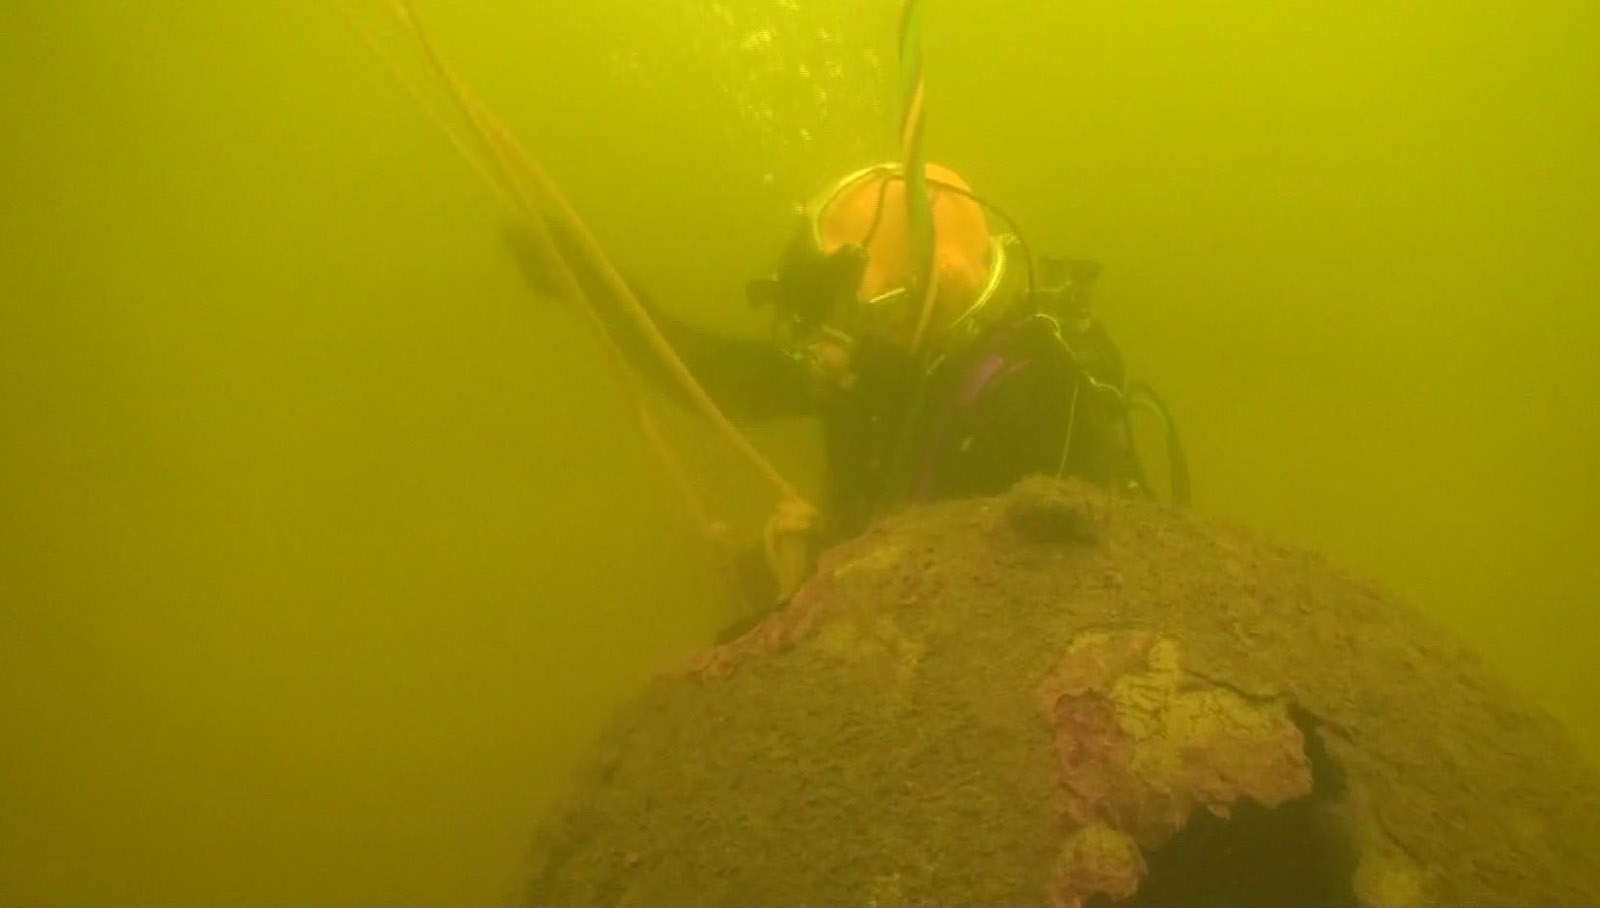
[898,0,940,353]
[339,1,814,536]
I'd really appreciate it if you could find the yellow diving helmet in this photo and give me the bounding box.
[749,162,1018,360]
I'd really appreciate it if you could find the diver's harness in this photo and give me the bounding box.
[1029,259,1191,508]
[747,165,1191,513]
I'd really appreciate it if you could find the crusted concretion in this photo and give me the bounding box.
[1050,824,1145,908]
[526,477,1600,906]
[685,527,900,679]
[1037,631,1313,904]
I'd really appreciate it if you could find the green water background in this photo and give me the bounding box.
[2,1,1596,902]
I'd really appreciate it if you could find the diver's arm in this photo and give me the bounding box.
[612,301,817,421]
[504,220,815,420]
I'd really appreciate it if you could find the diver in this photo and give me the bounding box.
[511,162,1186,613]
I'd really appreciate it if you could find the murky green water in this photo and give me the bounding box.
[2,1,1595,902]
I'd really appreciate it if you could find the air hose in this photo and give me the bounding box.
[1124,381,1192,507]
[898,0,942,353]
[874,0,941,515]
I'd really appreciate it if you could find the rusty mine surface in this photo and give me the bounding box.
[525,477,1600,906]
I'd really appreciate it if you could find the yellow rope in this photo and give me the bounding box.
[337,0,815,558]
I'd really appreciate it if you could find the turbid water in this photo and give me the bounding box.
[2,1,1595,903]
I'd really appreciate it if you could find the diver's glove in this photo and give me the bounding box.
[705,499,814,632]
[764,497,818,605]
[711,508,817,645]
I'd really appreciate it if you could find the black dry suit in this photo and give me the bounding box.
[510,224,1186,604]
